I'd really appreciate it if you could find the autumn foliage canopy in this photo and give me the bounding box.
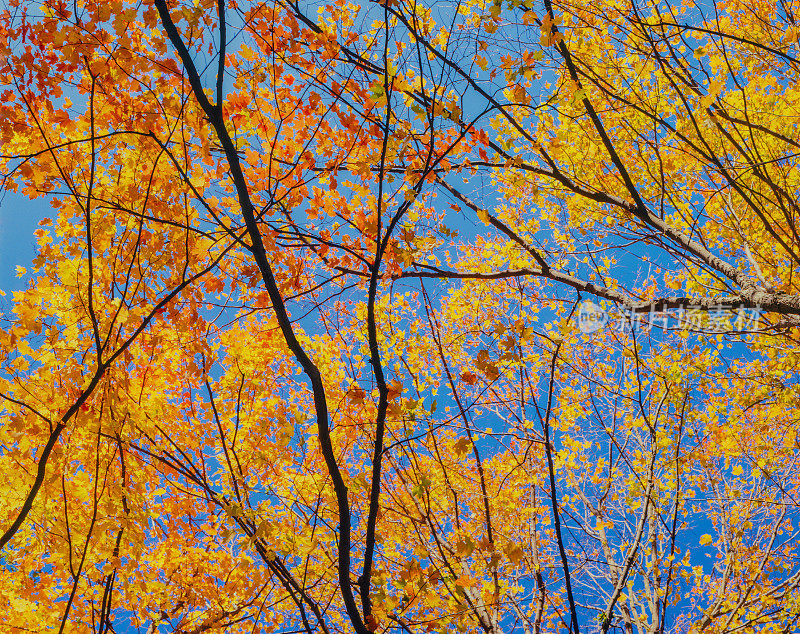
[3,0,800,631]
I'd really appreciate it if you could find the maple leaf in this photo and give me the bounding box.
[386,379,403,401]
[453,437,472,457]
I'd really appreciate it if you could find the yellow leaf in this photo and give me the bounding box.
[699,534,712,546]
[505,543,524,564]
[455,536,476,557]
[455,575,478,588]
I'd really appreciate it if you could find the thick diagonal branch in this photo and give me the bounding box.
[154,3,366,632]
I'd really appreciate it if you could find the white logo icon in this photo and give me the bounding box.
[577,301,608,334]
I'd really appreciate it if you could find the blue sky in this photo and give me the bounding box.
[0,190,44,298]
